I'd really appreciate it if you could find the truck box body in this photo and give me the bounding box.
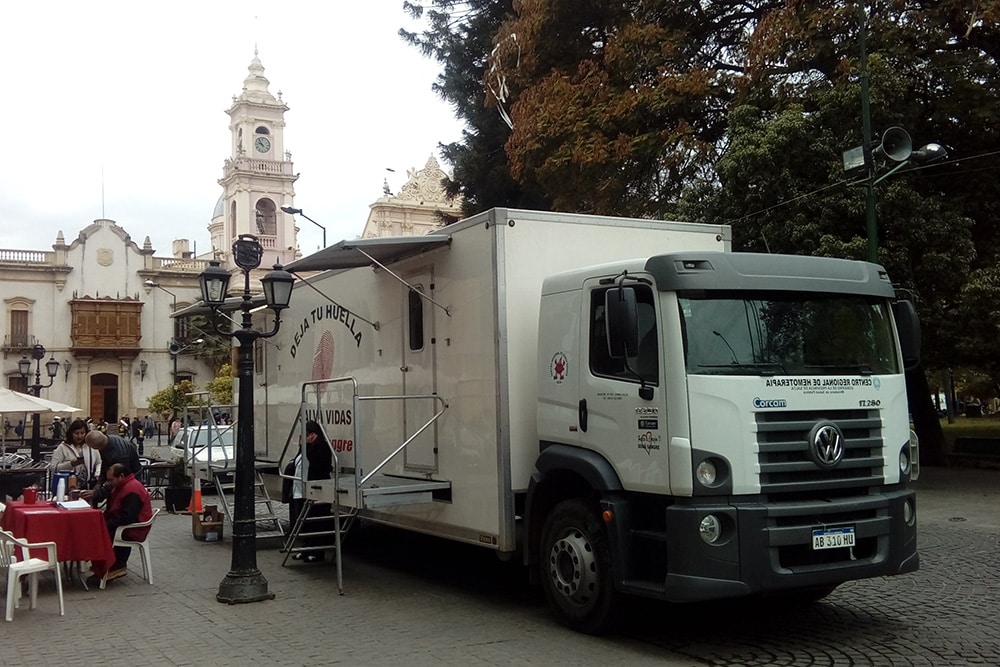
[260,208,729,550]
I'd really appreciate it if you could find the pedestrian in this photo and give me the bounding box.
[130,417,144,454]
[287,420,333,562]
[168,418,182,445]
[80,430,142,507]
[143,415,155,437]
[51,416,65,442]
[14,420,24,438]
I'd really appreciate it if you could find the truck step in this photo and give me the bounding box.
[307,473,451,509]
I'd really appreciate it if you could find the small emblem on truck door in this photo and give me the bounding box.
[550,352,568,383]
[809,422,845,468]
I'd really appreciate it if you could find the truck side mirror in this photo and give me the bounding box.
[606,287,639,359]
[891,299,921,370]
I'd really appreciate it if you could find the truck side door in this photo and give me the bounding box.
[579,280,669,492]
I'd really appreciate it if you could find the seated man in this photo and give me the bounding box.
[87,463,153,586]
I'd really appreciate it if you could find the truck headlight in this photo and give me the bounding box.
[898,446,911,476]
[695,460,717,487]
[699,514,722,544]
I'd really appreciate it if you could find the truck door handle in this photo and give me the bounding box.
[578,399,588,433]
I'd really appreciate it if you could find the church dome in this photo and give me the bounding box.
[212,194,224,219]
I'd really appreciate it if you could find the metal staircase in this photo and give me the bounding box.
[177,397,283,537]
[277,377,451,595]
[211,465,284,538]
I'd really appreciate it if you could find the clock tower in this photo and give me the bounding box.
[210,50,299,271]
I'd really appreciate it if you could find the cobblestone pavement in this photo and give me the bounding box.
[620,466,1000,666]
[1,466,996,666]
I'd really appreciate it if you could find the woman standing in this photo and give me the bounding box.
[288,420,333,562]
[48,418,102,488]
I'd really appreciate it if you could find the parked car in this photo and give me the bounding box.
[170,425,235,488]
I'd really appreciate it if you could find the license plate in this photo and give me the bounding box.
[812,527,855,550]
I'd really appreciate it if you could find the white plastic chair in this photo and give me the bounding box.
[101,508,160,589]
[1,529,65,622]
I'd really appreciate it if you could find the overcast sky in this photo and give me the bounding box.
[0,1,465,256]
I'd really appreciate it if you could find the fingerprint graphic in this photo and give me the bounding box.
[312,329,335,396]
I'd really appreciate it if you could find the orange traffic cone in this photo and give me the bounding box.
[188,487,203,514]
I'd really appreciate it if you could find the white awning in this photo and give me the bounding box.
[284,234,452,273]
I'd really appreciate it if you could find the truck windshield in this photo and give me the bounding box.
[679,292,899,376]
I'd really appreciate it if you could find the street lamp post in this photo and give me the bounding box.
[200,233,294,604]
[17,344,61,461]
[848,3,948,263]
[280,206,326,248]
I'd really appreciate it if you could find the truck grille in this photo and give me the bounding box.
[755,409,884,499]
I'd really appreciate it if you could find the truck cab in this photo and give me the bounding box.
[530,251,919,633]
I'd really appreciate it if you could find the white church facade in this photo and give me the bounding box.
[0,52,459,432]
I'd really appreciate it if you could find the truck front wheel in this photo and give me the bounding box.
[539,498,622,634]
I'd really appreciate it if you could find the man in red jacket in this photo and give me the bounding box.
[89,462,153,585]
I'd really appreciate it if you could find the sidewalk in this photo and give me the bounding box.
[2,466,995,666]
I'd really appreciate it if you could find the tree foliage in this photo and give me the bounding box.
[146,380,201,421]
[205,363,235,407]
[401,0,551,215]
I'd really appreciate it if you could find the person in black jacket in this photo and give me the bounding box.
[288,420,333,562]
[80,430,141,507]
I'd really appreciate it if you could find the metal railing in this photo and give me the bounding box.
[275,376,449,594]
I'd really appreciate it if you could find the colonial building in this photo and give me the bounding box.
[1,52,456,431]
[362,155,461,238]
[0,220,210,425]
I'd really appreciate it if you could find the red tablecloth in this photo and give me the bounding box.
[0,500,116,574]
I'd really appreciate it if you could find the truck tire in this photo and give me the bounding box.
[539,498,622,634]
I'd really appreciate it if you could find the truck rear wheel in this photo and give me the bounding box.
[539,498,622,634]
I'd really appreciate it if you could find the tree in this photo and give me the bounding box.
[206,363,235,407]
[494,0,752,216]
[146,380,202,422]
[401,0,551,216]
[954,266,1000,398]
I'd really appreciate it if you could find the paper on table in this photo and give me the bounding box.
[57,499,93,510]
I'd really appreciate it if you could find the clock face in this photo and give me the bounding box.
[255,136,271,153]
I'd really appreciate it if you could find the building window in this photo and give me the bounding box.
[9,309,29,347]
[255,198,277,236]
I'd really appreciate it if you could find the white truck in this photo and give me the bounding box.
[256,208,920,633]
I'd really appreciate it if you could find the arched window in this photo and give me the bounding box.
[255,126,270,135]
[255,198,277,236]
[229,201,237,238]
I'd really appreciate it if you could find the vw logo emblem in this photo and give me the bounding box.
[808,422,845,468]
